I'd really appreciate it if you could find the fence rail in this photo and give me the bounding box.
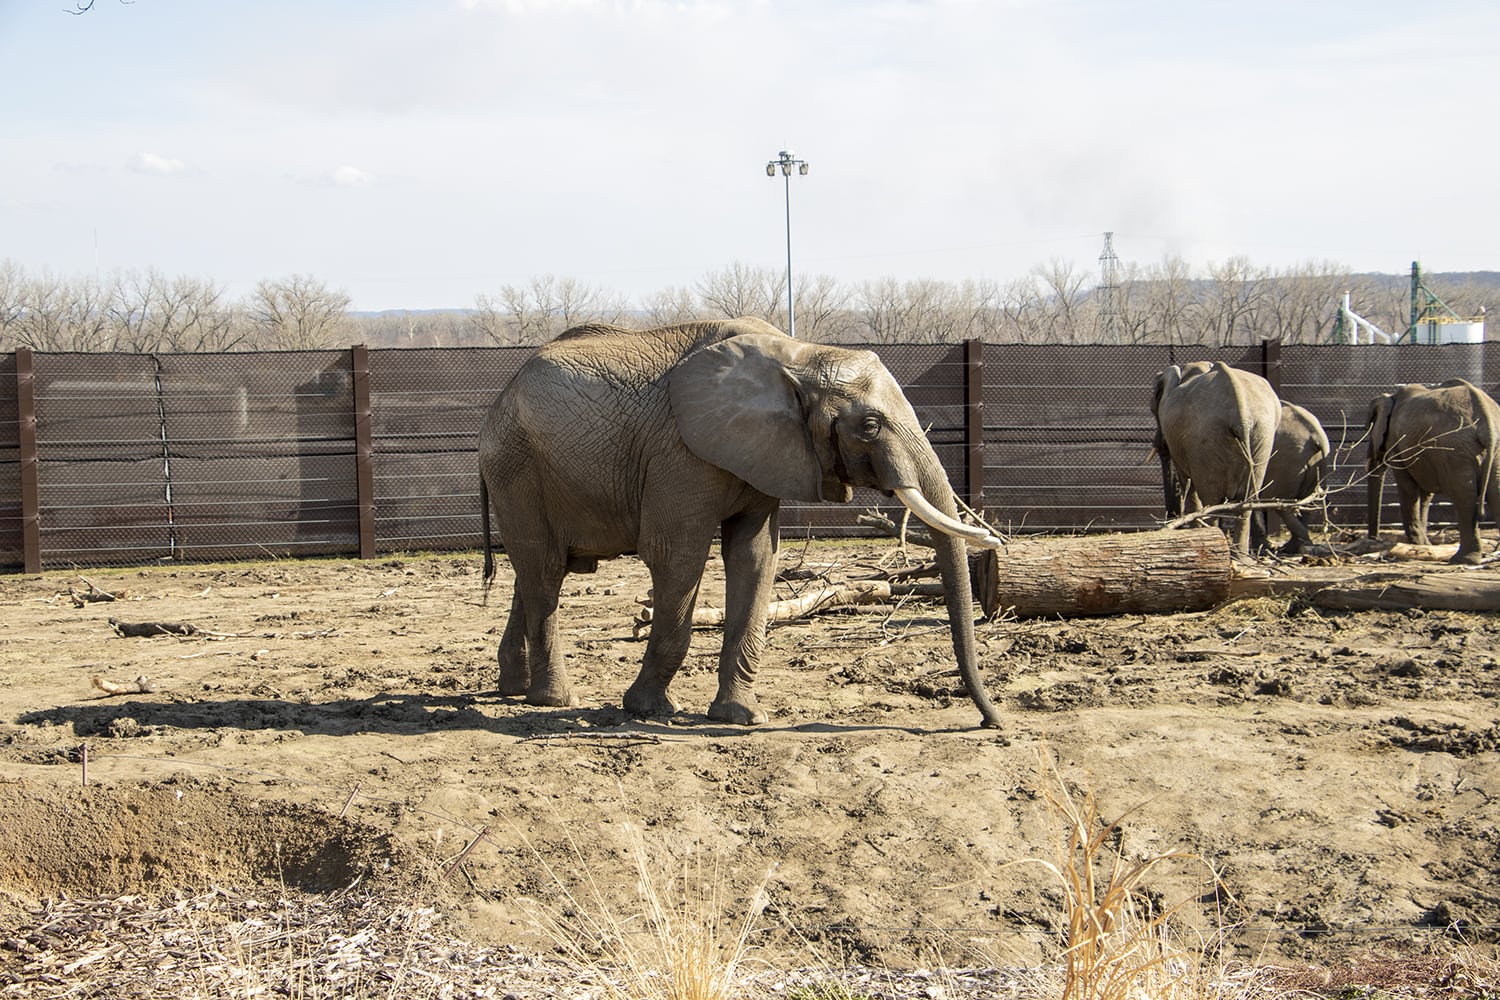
[2,340,1496,571]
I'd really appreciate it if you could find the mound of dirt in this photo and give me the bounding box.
[0,780,410,900]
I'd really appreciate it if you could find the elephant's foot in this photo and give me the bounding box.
[525,680,579,708]
[1450,548,1484,566]
[622,681,681,718]
[497,662,529,697]
[708,693,768,726]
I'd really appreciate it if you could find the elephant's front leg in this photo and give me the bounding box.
[623,539,713,718]
[708,506,778,726]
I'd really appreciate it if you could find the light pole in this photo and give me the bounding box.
[765,149,808,337]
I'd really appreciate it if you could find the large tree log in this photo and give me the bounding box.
[973,527,1231,618]
[1311,571,1500,612]
[634,528,1232,630]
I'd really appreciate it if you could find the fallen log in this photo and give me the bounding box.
[1311,571,1500,612]
[973,527,1231,618]
[635,527,1233,629]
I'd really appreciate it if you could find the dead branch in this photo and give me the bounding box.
[91,674,156,696]
[109,619,198,637]
[69,578,121,607]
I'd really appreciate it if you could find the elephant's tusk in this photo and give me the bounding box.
[893,487,1004,550]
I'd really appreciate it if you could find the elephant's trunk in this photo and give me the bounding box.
[908,466,1004,730]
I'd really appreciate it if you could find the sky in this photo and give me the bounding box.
[1,0,1496,312]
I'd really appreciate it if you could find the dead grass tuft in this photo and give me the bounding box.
[523,822,772,1000]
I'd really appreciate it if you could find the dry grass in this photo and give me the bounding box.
[522,822,772,1000]
[1006,752,1244,1000]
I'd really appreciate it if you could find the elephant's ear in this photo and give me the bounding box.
[668,334,824,502]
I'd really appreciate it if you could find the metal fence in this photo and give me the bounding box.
[2,341,1496,571]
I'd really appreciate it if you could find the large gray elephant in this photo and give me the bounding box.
[1151,361,1281,554]
[478,318,1005,728]
[1366,378,1500,565]
[1250,401,1333,554]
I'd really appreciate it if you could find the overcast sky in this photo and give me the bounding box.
[2,0,1495,311]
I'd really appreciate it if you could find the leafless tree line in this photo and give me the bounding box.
[0,262,355,352]
[1,256,1491,353]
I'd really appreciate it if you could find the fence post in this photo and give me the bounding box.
[964,339,985,510]
[15,348,40,574]
[351,345,376,559]
[1261,338,1282,396]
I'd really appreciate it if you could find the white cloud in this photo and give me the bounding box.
[130,152,186,175]
[327,165,373,188]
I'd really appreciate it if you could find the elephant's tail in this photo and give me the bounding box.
[480,475,495,607]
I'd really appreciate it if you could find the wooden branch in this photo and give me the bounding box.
[1161,494,1324,531]
[857,511,936,548]
[110,619,198,637]
[91,674,156,696]
[635,579,947,632]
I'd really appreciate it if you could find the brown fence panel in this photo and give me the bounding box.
[159,352,359,561]
[6,340,1500,571]
[368,347,532,553]
[29,351,357,568]
[0,353,20,566]
[32,354,169,566]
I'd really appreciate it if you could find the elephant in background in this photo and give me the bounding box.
[1366,378,1500,565]
[1250,401,1333,554]
[478,318,1006,728]
[1152,361,1281,554]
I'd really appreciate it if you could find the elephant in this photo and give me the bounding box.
[1249,401,1333,554]
[1151,361,1281,554]
[477,317,1006,728]
[1366,378,1500,565]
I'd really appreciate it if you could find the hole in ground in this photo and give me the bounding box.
[0,779,408,899]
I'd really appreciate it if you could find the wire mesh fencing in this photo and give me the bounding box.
[2,340,1497,570]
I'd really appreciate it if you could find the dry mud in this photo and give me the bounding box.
[0,535,1497,973]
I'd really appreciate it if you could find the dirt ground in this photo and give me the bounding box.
[1,529,1498,977]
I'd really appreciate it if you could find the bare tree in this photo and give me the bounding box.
[1203,256,1268,346]
[107,269,245,352]
[1259,261,1347,344]
[1033,259,1092,343]
[0,260,25,349]
[639,285,704,327]
[474,275,627,346]
[789,273,856,342]
[1134,254,1200,346]
[249,274,351,349]
[856,277,916,343]
[696,262,780,322]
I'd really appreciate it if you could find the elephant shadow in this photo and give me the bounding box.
[18,693,961,742]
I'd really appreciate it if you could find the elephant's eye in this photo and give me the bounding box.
[858,415,882,440]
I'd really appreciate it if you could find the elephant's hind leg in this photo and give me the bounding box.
[496,588,529,696]
[511,552,578,708]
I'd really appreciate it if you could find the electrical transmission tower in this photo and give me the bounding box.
[1097,231,1120,343]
